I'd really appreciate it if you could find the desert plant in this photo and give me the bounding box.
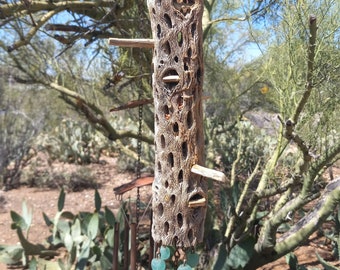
[0,104,39,189]
[205,119,276,174]
[0,189,127,269]
[19,152,98,190]
[35,119,111,165]
[0,200,59,268]
[43,189,117,269]
[323,207,340,262]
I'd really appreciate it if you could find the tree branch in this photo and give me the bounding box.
[207,0,273,26]
[0,1,118,20]
[49,82,154,144]
[246,178,339,269]
[292,15,317,123]
[311,142,340,181]
[7,8,62,52]
[275,177,340,257]
[255,184,320,251]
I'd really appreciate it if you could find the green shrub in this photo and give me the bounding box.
[205,118,276,174]
[0,189,126,269]
[35,119,112,165]
[20,153,97,191]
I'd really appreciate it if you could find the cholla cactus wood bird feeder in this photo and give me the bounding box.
[148,0,207,248]
[109,0,228,253]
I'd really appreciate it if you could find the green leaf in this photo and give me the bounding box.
[0,245,23,264]
[52,211,63,242]
[64,232,73,252]
[336,235,340,260]
[87,213,99,240]
[71,219,81,239]
[29,256,37,270]
[22,200,32,229]
[213,242,230,270]
[10,211,28,231]
[104,206,116,226]
[88,254,97,264]
[103,247,114,265]
[61,211,75,220]
[100,253,113,269]
[286,252,299,270]
[56,220,71,235]
[16,227,44,256]
[92,245,101,259]
[105,228,115,247]
[285,253,298,270]
[76,238,91,270]
[316,252,339,270]
[70,245,77,265]
[95,189,101,212]
[58,259,66,270]
[42,212,52,227]
[255,211,269,220]
[231,183,240,207]
[226,237,255,269]
[58,188,66,212]
[277,222,291,233]
[186,252,199,267]
[36,258,62,269]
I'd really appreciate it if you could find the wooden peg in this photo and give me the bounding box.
[191,164,228,183]
[163,75,180,83]
[188,198,207,208]
[108,38,154,48]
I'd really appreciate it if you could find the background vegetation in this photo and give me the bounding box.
[0,0,339,269]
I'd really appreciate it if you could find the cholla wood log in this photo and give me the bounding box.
[147,0,207,247]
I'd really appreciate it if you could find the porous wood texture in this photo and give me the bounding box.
[148,0,207,247]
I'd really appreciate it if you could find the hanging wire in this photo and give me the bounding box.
[136,90,143,226]
[134,0,149,268]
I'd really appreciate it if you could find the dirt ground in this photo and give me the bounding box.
[0,157,339,269]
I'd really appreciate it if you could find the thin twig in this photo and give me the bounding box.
[292,15,317,123]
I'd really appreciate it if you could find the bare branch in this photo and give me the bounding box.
[109,98,153,111]
[8,8,62,52]
[49,82,154,144]
[45,24,89,32]
[207,0,274,25]
[230,123,244,187]
[292,15,317,123]
[0,1,118,20]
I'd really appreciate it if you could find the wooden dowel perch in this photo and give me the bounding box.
[188,198,207,208]
[191,164,228,183]
[162,75,180,83]
[108,38,154,48]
